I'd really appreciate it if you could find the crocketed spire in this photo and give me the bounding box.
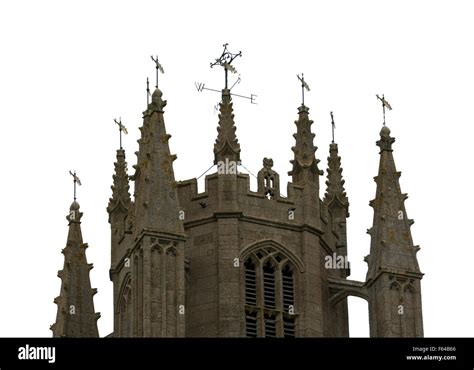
[323,143,349,216]
[366,126,422,282]
[107,148,131,217]
[288,105,323,185]
[213,89,241,164]
[51,201,100,337]
[131,87,184,236]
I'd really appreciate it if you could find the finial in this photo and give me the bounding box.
[297,73,310,106]
[146,77,150,105]
[113,117,128,149]
[330,111,336,143]
[380,125,391,136]
[151,88,167,111]
[150,55,164,89]
[69,170,81,201]
[377,125,395,152]
[210,43,242,90]
[67,198,81,223]
[69,200,80,211]
[376,94,392,126]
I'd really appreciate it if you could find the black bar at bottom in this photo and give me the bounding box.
[0,338,472,369]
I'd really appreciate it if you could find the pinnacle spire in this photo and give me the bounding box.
[366,126,422,282]
[324,141,350,280]
[107,148,131,217]
[131,86,184,235]
[323,142,349,216]
[213,89,241,164]
[288,105,323,184]
[51,201,100,337]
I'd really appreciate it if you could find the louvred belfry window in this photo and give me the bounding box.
[243,247,298,337]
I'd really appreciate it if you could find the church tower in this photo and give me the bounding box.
[89,49,425,338]
[51,200,100,337]
[365,126,424,337]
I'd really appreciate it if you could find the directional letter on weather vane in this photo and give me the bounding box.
[194,43,257,111]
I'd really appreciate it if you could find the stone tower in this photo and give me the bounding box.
[52,57,424,338]
[103,79,424,337]
[51,200,100,337]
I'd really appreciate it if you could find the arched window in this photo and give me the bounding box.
[243,247,299,338]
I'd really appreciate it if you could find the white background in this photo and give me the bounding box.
[0,0,472,337]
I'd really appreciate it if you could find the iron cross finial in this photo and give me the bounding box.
[210,43,242,89]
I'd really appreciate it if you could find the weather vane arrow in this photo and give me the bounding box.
[376,94,392,126]
[69,170,81,201]
[297,73,310,106]
[151,55,164,89]
[113,117,128,149]
[194,43,257,112]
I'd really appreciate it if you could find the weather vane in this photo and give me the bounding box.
[210,43,242,89]
[194,43,257,111]
[297,73,310,106]
[69,170,82,201]
[330,111,336,143]
[150,55,164,89]
[113,117,128,149]
[376,94,392,126]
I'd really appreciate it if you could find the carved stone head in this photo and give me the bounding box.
[263,157,273,170]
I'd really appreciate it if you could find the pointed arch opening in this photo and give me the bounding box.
[117,273,132,337]
[241,240,301,338]
[348,296,369,337]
